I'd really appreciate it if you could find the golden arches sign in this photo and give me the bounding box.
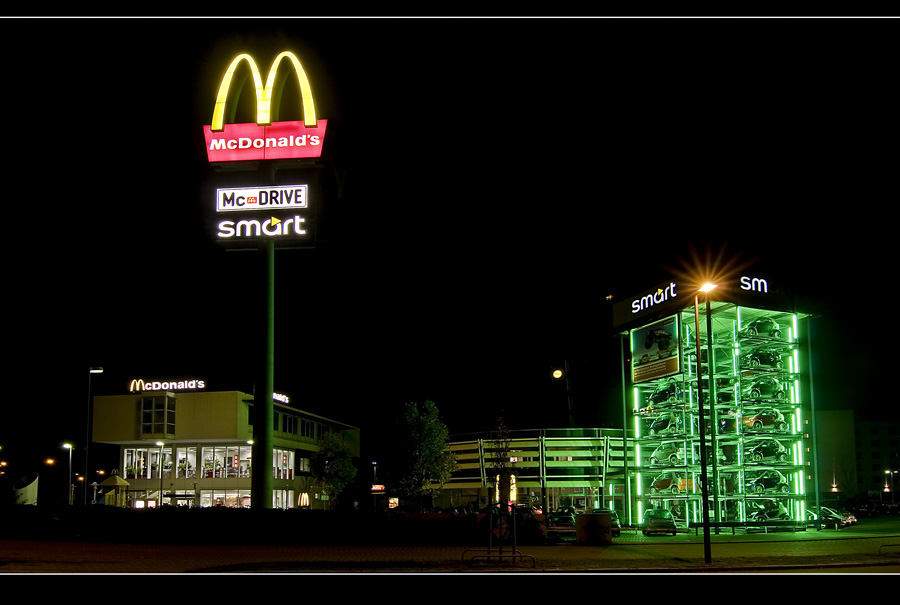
[204,51,327,162]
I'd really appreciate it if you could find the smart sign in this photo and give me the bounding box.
[203,51,327,163]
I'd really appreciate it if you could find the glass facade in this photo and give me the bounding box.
[628,304,809,528]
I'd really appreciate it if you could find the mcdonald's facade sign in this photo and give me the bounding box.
[203,51,327,163]
[129,378,207,393]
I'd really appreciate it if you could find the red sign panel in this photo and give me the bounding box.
[203,119,328,162]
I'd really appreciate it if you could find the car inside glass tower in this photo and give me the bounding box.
[629,303,809,529]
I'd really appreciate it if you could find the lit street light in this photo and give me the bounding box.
[693,282,717,565]
[85,367,103,506]
[62,443,74,505]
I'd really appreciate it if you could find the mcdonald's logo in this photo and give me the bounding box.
[203,51,328,163]
[129,378,206,392]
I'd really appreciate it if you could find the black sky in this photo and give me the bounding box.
[3,17,897,476]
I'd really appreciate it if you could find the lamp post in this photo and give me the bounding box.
[62,443,74,505]
[84,367,103,506]
[156,441,165,507]
[694,283,717,564]
[887,470,897,502]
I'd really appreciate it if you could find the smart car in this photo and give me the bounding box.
[740,376,787,401]
[746,469,789,494]
[647,412,682,437]
[649,442,685,466]
[649,472,694,495]
[646,381,684,408]
[743,408,790,433]
[739,317,783,339]
[740,347,784,369]
[641,508,678,536]
[745,438,790,462]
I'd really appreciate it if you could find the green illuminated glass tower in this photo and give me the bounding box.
[613,277,815,531]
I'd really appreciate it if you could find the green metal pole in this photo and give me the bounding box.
[252,238,275,508]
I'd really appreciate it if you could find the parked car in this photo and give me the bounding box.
[749,499,791,521]
[739,317,783,339]
[743,407,790,433]
[647,412,682,437]
[847,500,878,518]
[650,472,694,495]
[745,438,791,463]
[641,508,678,536]
[746,469,789,494]
[549,507,577,527]
[807,506,857,529]
[649,442,685,466]
[740,376,787,401]
[740,347,785,369]
[591,508,622,537]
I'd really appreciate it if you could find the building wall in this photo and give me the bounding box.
[93,390,249,443]
[92,389,359,509]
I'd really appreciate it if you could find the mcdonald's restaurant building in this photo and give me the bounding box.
[92,382,359,509]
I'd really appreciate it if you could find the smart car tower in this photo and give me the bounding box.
[612,273,815,532]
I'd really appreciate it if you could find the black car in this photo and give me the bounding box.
[807,506,857,529]
[590,508,622,537]
[746,470,789,494]
[646,381,684,408]
[739,317,783,339]
[745,438,790,463]
[740,376,787,401]
[549,507,577,527]
[740,347,785,369]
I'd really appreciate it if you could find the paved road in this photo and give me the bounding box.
[2,521,900,573]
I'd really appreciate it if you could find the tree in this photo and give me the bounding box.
[385,400,458,509]
[309,431,358,509]
[488,416,515,510]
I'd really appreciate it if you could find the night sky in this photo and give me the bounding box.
[2,17,896,483]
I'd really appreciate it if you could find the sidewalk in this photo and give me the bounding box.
[3,528,900,573]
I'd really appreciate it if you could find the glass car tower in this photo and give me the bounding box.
[616,284,814,531]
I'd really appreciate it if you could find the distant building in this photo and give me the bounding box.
[92,389,359,509]
[855,418,900,499]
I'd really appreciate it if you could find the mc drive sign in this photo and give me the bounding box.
[216,185,308,212]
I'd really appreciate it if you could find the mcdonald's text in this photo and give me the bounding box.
[129,378,206,392]
[204,120,327,162]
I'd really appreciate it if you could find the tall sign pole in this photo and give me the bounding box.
[204,51,327,509]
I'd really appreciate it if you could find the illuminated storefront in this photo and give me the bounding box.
[92,387,359,509]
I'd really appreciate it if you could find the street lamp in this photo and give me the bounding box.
[62,443,74,505]
[693,282,717,564]
[84,367,103,506]
[886,470,897,502]
[156,441,165,507]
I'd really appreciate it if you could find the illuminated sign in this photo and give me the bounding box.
[217,185,308,212]
[631,316,680,384]
[129,378,206,392]
[371,484,385,492]
[740,276,768,293]
[273,392,290,404]
[203,51,327,162]
[216,215,306,240]
[632,282,678,314]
